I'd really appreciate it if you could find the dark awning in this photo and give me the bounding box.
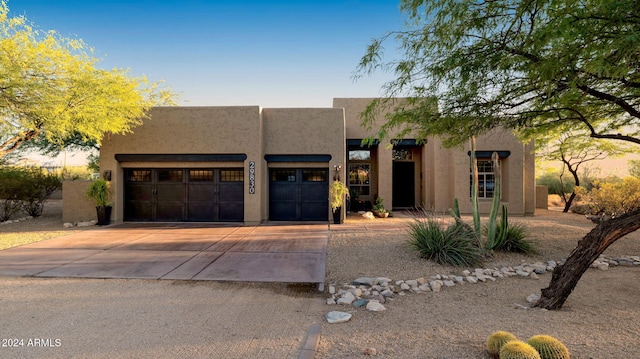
[115,154,247,162]
[264,154,332,162]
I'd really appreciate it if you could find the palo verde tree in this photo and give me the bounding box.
[537,130,630,212]
[356,0,640,309]
[0,1,174,158]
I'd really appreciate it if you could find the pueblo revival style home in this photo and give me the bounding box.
[63,98,536,224]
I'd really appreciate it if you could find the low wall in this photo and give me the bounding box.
[535,185,548,209]
[62,181,98,224]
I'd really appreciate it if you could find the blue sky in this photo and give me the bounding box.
[10,0,405,108]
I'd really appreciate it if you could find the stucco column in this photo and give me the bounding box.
[377,144,393,207]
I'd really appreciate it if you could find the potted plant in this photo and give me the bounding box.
[86,178,113,225]
[372,197,389,218]
[329,180,350,224]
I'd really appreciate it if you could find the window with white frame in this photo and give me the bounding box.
[471,159,498,198]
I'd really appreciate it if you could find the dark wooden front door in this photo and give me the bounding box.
[392,162,415,208]
[269,168,329,221]
[124,168,244,222]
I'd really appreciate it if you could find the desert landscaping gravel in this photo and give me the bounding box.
[1,201,639,358]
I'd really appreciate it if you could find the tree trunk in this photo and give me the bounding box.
[535,209,640,310]
[562,192,577,213]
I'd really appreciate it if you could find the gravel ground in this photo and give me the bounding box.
[318,210,640,358]
[1,202,639,358]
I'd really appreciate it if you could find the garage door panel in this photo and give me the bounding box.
[218,203,243,221]
[125,168,244,222]
[124,203,153,221]
[188,184,215,201]
[269,168,328,221]
[188,204,215,222]
[125,184,153,202]
[157,203,184,221]
[218,183,243,202]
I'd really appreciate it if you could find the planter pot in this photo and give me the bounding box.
[332,207,342,224]
[373,210,389,218]
[96,205,112,226]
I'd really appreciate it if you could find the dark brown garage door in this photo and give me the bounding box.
[269,168,328,221]
[124,168,244,222]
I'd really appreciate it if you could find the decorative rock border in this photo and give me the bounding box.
[0,216,34,225]
[63,220,98,228]
[325,254,640,317]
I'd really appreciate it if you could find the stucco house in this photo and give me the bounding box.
[63,98,535,224]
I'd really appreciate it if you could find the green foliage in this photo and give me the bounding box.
[329,180,349,213]
[630,160,640,179]
[536,171,574,196]
[87,153,100,174]
[0,166,61,220]
[56,166,94,181]
[526,335,570,359]
[499,341,542,359]
[85,179,112,207]
[356,0,640,148]
[588,177,640,216]
[486,331,518,358]
[485,220,538,255]
[372,197,389,216]
[0,2,175,158]
[407,212,483,267]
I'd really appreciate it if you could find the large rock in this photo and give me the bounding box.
[326,311,352,324]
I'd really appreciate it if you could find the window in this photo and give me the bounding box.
[303,170,327,182]
[189,170,214,182]
[349,150,370,161]
[127,170,151,182]
[158,170,183,182]
[349,163,370,196]
[271,169,296,182]
[221,169,244,182]
[392,149,413,161]
[472,160,498,198]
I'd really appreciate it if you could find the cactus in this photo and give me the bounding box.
[470,137,481,239]
[499,341,542,359]
[486,331,518,358]
[526,335,570,359]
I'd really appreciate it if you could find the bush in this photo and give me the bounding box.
[589,177,640,216]
[536,172,574,196]
[484,222,538,254]
[0,166,61,220]
[407,214,483,267]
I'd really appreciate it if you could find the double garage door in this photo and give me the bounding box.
[269,168,329,221]
[124,168,244,222]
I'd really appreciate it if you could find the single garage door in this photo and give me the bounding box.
[124,168,244,222]
[269,168,329,221]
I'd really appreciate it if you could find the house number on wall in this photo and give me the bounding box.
[249,161,256,194]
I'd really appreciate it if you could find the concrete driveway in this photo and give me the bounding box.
[0,222,328,288]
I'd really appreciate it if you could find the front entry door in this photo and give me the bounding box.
[392,162,415,208]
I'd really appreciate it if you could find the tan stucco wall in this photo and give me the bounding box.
[100,106,263,224]
[536,185,549,209]
[62,181,98,223]
[262,108,346,220]
[334,98,535,215]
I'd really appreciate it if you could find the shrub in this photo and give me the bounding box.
[486,331,518,358]
[536,171,574,196]
[407,214,483,267]
[589,177,640,216]
[484,222,538,254]
[0,166,61,220]
[526,335,570,359]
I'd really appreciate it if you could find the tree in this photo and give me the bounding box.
[537,131,629,212]
[356,0,640,309]
[0,1,174,158]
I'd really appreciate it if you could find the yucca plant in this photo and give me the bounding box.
[407,215,483,267]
